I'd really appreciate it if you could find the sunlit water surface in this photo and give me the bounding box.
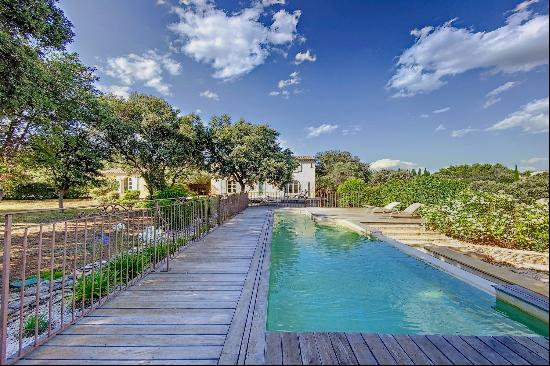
[267,213,548,336]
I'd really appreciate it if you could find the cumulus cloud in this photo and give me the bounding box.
[200,89,220,100]
[432,107,451,114]
[168,0,301,80]
[306,124,338,138]
[278,71,300,88]
[295,50,317,64]
[451,127,479,137]
[435,124,446,132]
[484,81,520,108]
[387,2,548,97]
[370,159,418,171]
[97,84,131,99]
[103,50,181,95]
[487,97,549,134]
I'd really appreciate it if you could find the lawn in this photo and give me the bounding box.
[0,199,99,227]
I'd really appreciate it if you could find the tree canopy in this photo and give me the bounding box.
[315,150,370,191]
[435,163,518,183]
[206,115,297,191]
[99,94,206,195]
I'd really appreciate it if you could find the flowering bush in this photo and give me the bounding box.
[422,189,549,252]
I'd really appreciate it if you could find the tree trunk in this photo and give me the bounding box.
[58,189,65,210]
[238,181,246,193]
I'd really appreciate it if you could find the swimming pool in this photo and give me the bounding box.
[267,212,548,336]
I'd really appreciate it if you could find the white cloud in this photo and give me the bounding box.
[387,2,549,97]
[520,156,548,165]
[306,124,338,138]
[420,113,430,118]
[514,0,539,12]
[278,71,300,88]
[269,91,280,96]
[200,89,220,101]
[451,127,479,137]
[295,50,317,64]
[103,50,181,95]
[342,125,361,136]
[370,158,418,171]
[435,124,446,132]
[97,84,131,99]
[484,81,520,108]
[487,97,549,134]
[168,0,301,80]
[432,107,450,114]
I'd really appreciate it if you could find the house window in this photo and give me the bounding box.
[285,180,301,195]
[294,163,302,173]
[227,180,237,194]
[126,177,138,191]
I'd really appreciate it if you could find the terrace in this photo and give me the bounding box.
[1,196,548,365]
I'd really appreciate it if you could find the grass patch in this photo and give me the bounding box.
[23,314,49,337]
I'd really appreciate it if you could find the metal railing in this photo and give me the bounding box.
[248,191,367,208]
[0,193,248,364]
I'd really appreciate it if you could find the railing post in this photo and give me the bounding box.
[1,214,13,364]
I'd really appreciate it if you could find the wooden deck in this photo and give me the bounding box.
[266,332,549,365]
[16,207,272,365]
[14,206,550,365]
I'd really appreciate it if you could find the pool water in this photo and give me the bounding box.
[267,213,548,336]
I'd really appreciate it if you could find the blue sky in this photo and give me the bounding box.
[60,0,549,171]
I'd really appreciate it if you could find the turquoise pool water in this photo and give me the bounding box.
[267,213,548,336]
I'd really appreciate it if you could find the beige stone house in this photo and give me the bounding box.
[210,155,316,198]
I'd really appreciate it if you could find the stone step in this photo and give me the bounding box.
[378,230,444,237]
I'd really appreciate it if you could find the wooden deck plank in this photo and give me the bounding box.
[329,332,358,365]
[244,217,272,365]
[379,334,414,365]
[442,336,492,365]
[408,335,452,365]
[345,333,378,365]
[494,336,548,365]
[298,333,321,365]
[460,336,511,365]
[219,212,271,365]
[46,334,226,347]
[426,335,472,365]
[314,333,339,365]
[512,337,549,361]
[18,360,218,365]
[528,337,549,351]
[477,336,529,365]
[61,324,229,335]
[392,335,433,365]
[281,332,302,365]
[21,345,222,360]
[265,332,283,365]
[18,208,271,366]
[361,333,396,365]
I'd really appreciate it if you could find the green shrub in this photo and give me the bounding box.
[422,189,549,252]
[119,190,140,202]
[39,270,64,281]
[5,182,57,199]
[90,178,119,203]
[23,314,49,337]
[72,237,190,304]
[366,176,466,209]
[337,178,369,207]
[471,172,549,204]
